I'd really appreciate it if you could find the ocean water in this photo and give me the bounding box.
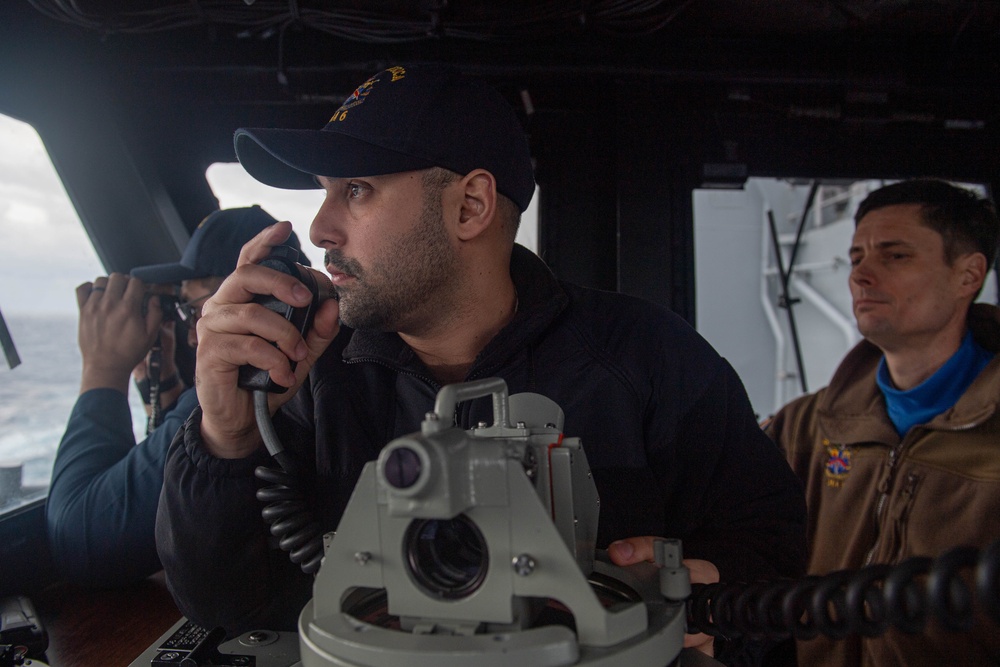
[0,313,148,495]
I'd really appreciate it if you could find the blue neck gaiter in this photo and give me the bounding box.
[876,330,994,437]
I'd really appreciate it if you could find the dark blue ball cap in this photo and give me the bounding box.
[233,64,535,212]
[130,205,308,284]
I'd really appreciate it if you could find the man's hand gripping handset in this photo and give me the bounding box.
[194,221,340,459]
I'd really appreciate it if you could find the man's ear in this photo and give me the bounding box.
[454,170,497,241]
[955,252,988,297]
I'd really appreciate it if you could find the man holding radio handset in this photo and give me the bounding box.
[157,64,807,664]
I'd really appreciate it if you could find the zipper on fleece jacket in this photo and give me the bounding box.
[863,441,906,566]
[879,471,921,563]
[861,405,992,567]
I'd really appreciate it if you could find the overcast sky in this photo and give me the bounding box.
[0,113,326,317]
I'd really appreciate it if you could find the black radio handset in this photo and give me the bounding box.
[237,245,331,574]
[237,244,332,470]
[237,244,329,394]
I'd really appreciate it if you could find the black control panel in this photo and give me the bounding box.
[130,619,299,667]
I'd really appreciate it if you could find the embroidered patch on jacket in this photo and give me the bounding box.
[823,439,851,488]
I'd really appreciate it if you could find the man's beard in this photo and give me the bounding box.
[325,191,457,332]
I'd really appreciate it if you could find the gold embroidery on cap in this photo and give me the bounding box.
[330,67,408,123]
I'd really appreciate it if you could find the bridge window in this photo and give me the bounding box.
[0,113,134,516]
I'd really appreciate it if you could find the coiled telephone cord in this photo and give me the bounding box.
[251,389,325,575]
[687,540,1000,640]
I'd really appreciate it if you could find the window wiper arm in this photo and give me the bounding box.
[0,305,21,370]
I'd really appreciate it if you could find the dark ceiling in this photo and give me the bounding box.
[9,0,1000,123]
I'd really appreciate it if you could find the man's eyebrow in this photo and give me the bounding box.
[850,239,914,252]
[874,239,916,251]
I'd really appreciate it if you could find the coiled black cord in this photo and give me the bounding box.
[687,540,1000,640]
[254,465,325,574]
[251,390,325,575]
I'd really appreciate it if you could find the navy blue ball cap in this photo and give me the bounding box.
[233,64,535,212]
[130,205,308,284]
